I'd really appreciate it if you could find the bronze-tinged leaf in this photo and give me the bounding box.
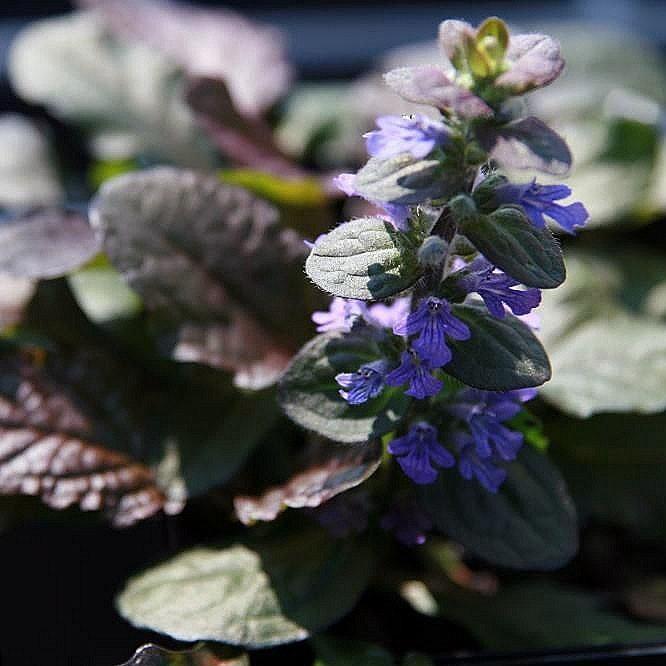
[119,642,248,666]
[90,168,311,390]
[234,439,382,524]
[0,356,181,526]
[185,76,305,178]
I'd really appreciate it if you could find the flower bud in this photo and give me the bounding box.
[418,235,449,268]
[448,193,478,226]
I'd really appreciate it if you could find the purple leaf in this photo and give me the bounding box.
[185,76,305,177]
[438,19,476,64]
[497,34,565,94]
[384,65,493,119]
[477,117,572,175]
[0,209,100,279]
[234,439,381,524]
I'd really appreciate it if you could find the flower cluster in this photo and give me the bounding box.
[283,16,588,546]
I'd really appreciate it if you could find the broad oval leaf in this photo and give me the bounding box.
[9,11,213,166]
[420,446,578,570]
[446,304,551,390]
[306,217,422,300]
[120,643,248,666]
[477,117,572,175]
[90,167,310,389]
[117,527,374,647]
[354,155,460,205]
[539,248,666,416]
[78,0,293,116]
[278,331,410,443]
[460,206,565,288]
[0,210,100,279]
[234,439,382,524]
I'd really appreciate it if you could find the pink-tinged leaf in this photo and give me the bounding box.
[497,34,565,93]
[438,19,476,65]
[185,76,305,178]
[0,356,181,526]
[77,0,292,116]
[384,66,493,119]
[234,439,382,525]
[0,209,100,279]
[90,168,311,389]
[477,117,572,175]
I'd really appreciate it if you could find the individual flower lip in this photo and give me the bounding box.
[311,297,367,333]
[393,296,470,368]
[453,431,507,493]
[495,179,589,233]
[386,349,443,400]
[363,114,450,161]
[333,172,410,231]
[335,359,389,405]
[454,256,542,319]
[448,388,536,462]
[388,421,455,484]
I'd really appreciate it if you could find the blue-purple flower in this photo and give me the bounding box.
[456,256,541,319]
[394,296,471,367]
[364,114,450,161]
[381,499,433,545]
[388,422,455,484]
[449,388,536,461]
[495,179,589,234]
[334,172,410,231]
[386,350,443,399]
[312,297,367,333]
[336,359,389,405]
[453,431,508,493]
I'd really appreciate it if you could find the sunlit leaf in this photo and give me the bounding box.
[117,526,374,647]
[90,168,311,389]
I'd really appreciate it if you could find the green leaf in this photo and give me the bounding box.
[90,167,312,390]
[117,526,374,647]
[279,331,409,443]
[120,643,248,666]
[306,217,423,300]
[445,305,551,391]
[420,446,577,569]
[460,207,565,288]
[68,257,143,325]
[313,636,393,666]
[548,411,666,539]
[354,155,461,205]
[429,580,666,650]
[539,247,666,416]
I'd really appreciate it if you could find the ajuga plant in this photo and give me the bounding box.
[280,17,588,517]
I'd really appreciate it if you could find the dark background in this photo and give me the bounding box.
[1,1,665,665]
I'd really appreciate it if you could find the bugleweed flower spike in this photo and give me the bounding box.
[279,16,588,537]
